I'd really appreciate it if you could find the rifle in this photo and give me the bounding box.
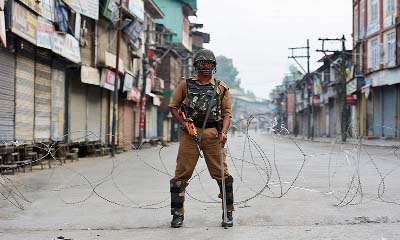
[180,111,203,158]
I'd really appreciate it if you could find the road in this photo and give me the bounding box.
[1,132,400,239]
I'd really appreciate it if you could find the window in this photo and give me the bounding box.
[387,0,395,16]
[371,0,379,24]
[384,0,396,27]
[354,6,359,41]
[360,0,365,37]
[370,38,380,69]
[367,0,379,34]
[386,32,396,66]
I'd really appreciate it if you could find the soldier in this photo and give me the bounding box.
[168,49,234,228]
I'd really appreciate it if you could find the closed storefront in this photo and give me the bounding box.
[51,60,66,141]
[15,40,35,142]
[0,48,16,142]
[109,92,117,143]
[119,100,134,149]
[34,50,52,142]
[382,86,396,137]
[86,85,102,141]
[101,89,109,144]
[69,70,87,142]
[320,106,327,137]
[373,88,382,137]
[146,104,158,138]
[313,108,320,137]
[373,86,396,137]
[163,118,171,142]
[329,99,336,137]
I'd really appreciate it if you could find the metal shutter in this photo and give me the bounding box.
[373,88,383,137]
[101,89,109,144]
[122,101,134,149]
[69,71,87,143]
[51,60,66,141]
[34,50,51,141]
[383,86,396,137]
[0,49,16,142]
[86,85,101,141]
[15,41,35,142]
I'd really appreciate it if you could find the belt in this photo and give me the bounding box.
[193,121,218,129]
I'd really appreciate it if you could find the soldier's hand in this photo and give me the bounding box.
[219,132,228,148]
[181,118,193,134]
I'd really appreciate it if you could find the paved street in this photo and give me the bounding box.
[1,132,400,240]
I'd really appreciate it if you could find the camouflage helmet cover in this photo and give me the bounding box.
[193,49,216,65]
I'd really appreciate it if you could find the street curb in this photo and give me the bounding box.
[293,137,400,148]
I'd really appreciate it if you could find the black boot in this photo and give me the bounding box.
[221,211,233,227]
[170,179,186,228]
[171,214,184,228]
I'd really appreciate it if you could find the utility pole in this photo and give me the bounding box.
[317,35,348,142]
[138,54,148,146]
[288,39,312,139]
[138,28,150,146]
[111,0,122,157]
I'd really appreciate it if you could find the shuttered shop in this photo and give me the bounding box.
[120,101,134,149]
[34,50,52,141]
[101,90,109,144]
[15,41,35,142]
[86,85,101,141]
[0,49,16,142]
[51,60,66,141]
[69,71,87,142]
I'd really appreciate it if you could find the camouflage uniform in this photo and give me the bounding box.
[169,77,235,217]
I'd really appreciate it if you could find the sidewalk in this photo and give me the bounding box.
[294,136,400,148]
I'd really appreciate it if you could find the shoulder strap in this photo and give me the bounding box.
[198,80,220,143]
[184,78,193,110]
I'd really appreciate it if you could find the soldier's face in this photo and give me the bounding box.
[195,61,215,76]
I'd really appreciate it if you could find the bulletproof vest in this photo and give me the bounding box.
[186,78,221,122]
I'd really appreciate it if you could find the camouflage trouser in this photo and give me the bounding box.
[218,175,235,212]
[170,179,187,216]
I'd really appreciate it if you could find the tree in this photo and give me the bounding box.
[245,90,256,99]
[215,56,241,89]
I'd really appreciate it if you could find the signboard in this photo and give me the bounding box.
[63,0,81,13]
[37,17,54,49]
[80,0,99,20]
[313,96,320,107]
[346,78,357,94]
[127,87,140,102]
[123,19,143,44]
[105,51,124,73]
[101,68,116,91]
[102,0,119,23]
[12,1,37,45]
[346,95,357,105]
[19,0,42,15]
[139,96,146,130]
[64,0,99,20]
[81,66,100,85]
[128,0,144,22]
[53,33,81,63]
[41,0,54,21]
[0,11,5,47]
[123,71,134,92]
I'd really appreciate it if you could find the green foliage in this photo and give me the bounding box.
[214,55,256,99]
[215,56,241,89]
[245,90,257,99]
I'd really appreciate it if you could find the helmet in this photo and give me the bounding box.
[193,49,217,76]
